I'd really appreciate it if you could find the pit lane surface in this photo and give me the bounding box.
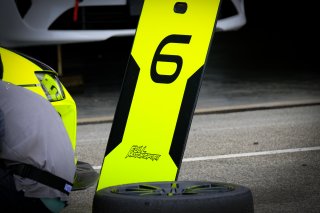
[60,8,319,211]
[62,105,320,213]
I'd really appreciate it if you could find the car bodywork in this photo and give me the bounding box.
[0,46,77,151]
[0,46,99,190]
[0,0,136,47]
[0,0,246,47]
[217,0,246,31]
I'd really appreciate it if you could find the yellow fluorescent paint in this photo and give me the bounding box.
[1,48,45,94]
[98,0,220,190]
[0,47,77,154]
[52,96,77,152]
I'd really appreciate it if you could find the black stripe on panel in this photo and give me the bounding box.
[169,66,204,173]
[104,55,140,156]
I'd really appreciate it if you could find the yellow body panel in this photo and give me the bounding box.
[1,47,46,97]
[0,47,77,153]
[98,0,220,190]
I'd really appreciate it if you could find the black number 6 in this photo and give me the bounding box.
[151,34,191,83]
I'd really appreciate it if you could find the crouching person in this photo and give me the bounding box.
[0,80,76,213]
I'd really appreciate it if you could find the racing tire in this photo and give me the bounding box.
[93,181,254,213]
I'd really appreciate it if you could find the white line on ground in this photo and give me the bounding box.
[92,146,320,170]
[93,165,102,170]
[182,146,320,162]
[78,138,107,143]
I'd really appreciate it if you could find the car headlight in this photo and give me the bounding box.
[35,72,65,102]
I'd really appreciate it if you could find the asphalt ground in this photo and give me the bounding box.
[62,105,320,213]
[8,2,319,212]
[55,15,319,212]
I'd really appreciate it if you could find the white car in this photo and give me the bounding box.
[0,0,246,48]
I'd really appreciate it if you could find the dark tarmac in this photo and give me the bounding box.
[14,5,319,211]
[60,25,320,213]
[59,27,320,213]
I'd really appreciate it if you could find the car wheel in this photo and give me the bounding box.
[93,181,254,213]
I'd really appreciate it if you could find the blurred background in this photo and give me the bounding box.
[1,1,318,120]
[1,1,319,212]
[2,1,317,92]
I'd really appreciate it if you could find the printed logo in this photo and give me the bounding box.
[126,145,161,161]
